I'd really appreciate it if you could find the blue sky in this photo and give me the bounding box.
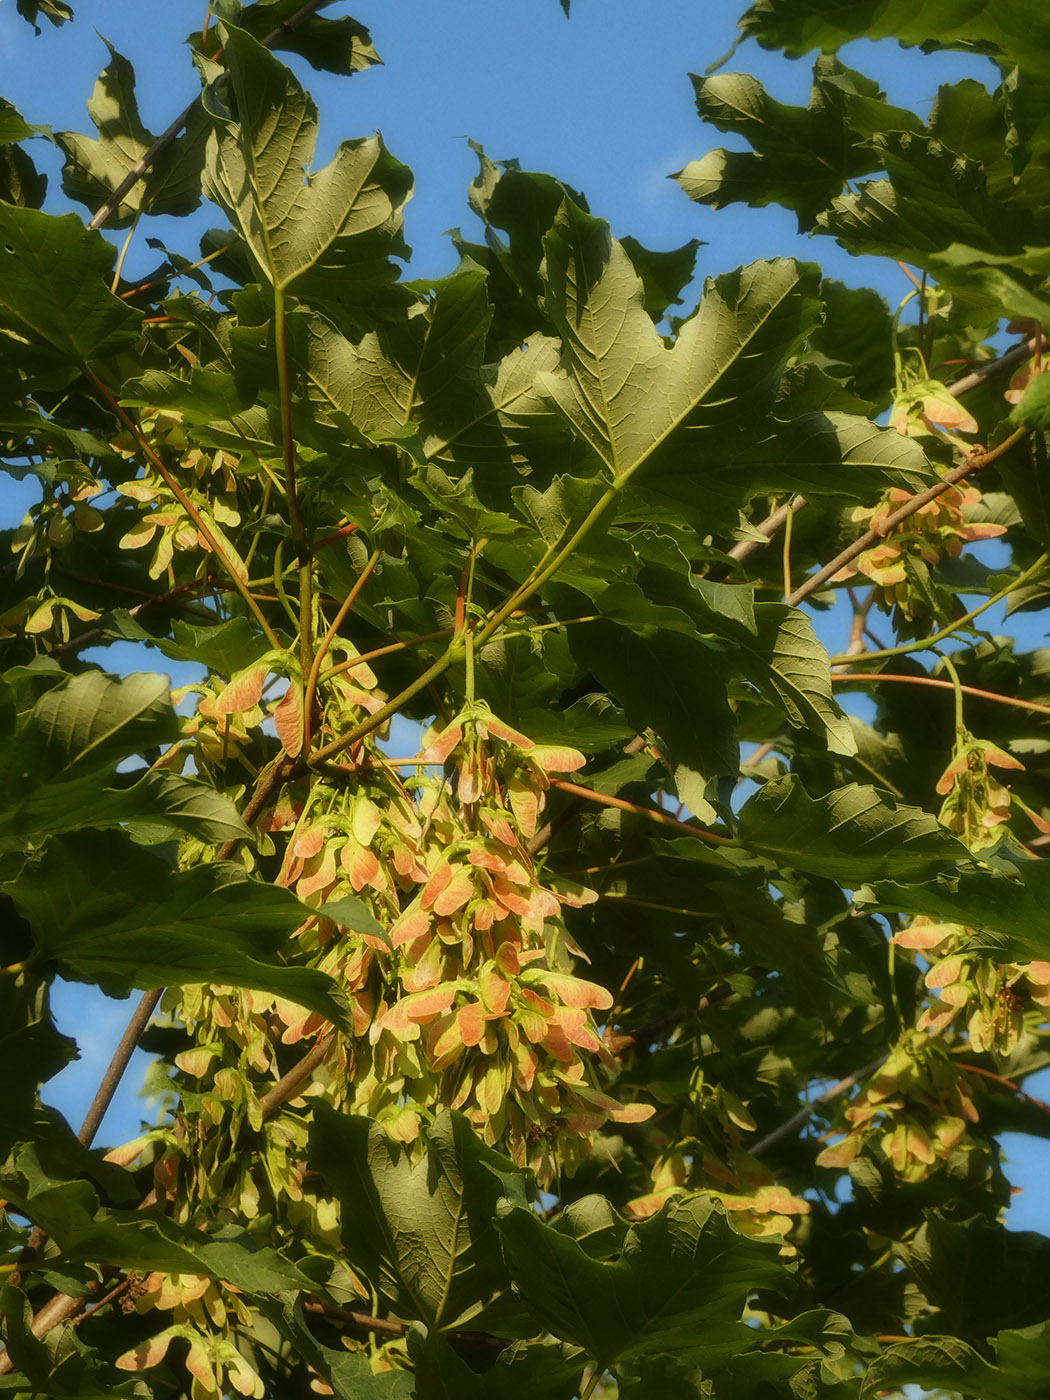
[2,2,1049,1230]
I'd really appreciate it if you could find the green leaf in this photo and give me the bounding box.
[198,0,382,77]
[14,0,73,33]
[820,133,1027,265]
[0,973,76,1156]
[739,0,1050,79]
[0,670,249,849]
[5,831,352,1027]
[1,1156,313,1291]
[309,1107,534,1333]
[56,42,208,226]
[0,98,40,145]
[539,199,820,486]
[739,775,968,882]
[897,1212,1050,1340]
[997,430,1050,548]
[619,235,702,323]
[808,280,895,406]
[569,620,740,779]
[860,1328,1050,1400]
[744,604,856,756]
[0,141,48,209]
[254,1295,415,1400]
[203,25,410,291]
[873,861,1050,963]
[1009,372,1050,429]
[407,1329,588,1400]
[0,206,142,362]
[302,268,492,435]
[678,56,919,230]
[495,1194,789,1366]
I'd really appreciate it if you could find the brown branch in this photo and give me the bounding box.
[786,427,1029,608]
[727,495,807,564]
[750,1056,887,1159]
[78,989,163,1149]
[257,1036,333,1119]
[216,755,301,862]
[302,1299,506,1353]
[549,778,731,844]
[86,0,335,232]
[724,336,1036,569]
[74,1277,133,1326]
[831,671,1050,719]
[958,1062,1050,1118]
[302,1299,405,1339]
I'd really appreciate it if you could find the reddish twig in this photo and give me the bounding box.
[831,671,1050,719]
[958,1062,1050,1118]
[787,428,1028,607]
[548,778,731,843]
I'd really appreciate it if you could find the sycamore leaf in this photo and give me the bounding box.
[193,0,381,78]
[569,621,739,780]
[301,268,492,434]
[678,56,920,230]
[495,1194,788,1366]
[255,1295,415,1400]
[738,603,856,756]
[739,775,968,882]
[0,205,142,362]
[56,42,208,226]
[14,0,73,33]
[310,1107,534,1334]
[203,25,410,291]
[0,670,249,849]
[861,1326,1050,1400]
[1,1156,313,1293]
[538,198,820,486]
[406,1329,588,1400]
[820,133,1024,265]
[739,0,1050,80]
[5,830,352,1028]
[873,862,1050,963]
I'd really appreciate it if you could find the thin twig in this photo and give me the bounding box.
[78,989,162,1149]
[727,497,807,564]
[958,1062,1050,1118]
[831,670,1050,719]
[724,337,1036,568]
[751,1056,887,1158]
[549,778,731,844]
[787,428,1028,608]
[303,548,380,753]
[86,0,335,231]
[302,1299,405,1339]
[257,1036,333,1119]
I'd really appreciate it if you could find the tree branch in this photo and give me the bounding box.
[750,1056,886,1159]
[831,670,1050,719]
[86,0,336,232]
[786,427,1028,608]
[725,337,1036,568]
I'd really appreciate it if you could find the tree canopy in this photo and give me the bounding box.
[3,1,1050,1397]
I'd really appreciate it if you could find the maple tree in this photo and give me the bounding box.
[4,0,1050,1396]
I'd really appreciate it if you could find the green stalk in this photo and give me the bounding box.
[830,552,1049,667]
[477,484,619,645]
[87,369,280,649]
[273,284,314,678]
[310,641,464,766]
[937,651,967,733]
